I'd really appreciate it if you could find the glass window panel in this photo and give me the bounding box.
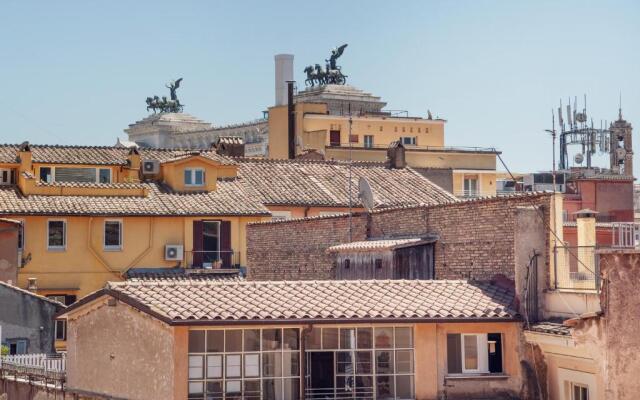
[189,331,205,353]
[336,351,353,374]
[205,381,223,400]
[48,221,65,247]
[283,378,300,400]
[206,330,224,353]
[188,381,204,399]
[322,328,339,349]
[225,380,241,395]
[340,328,356,349]
[244,380,261,400]
[262,352,282,377]
[188,355,204,379]
[244,329,261,351]
[376,375,394,399]
[395,327,413,348]
[396,375,415,399]
[464,335,478,370]
[307,328,321,350]
[184,169,192,185]
[98,169,111,183]
[283,328,299,350]
[375,350,394,374]
[206,355,222,378]
[337,376,355,396]
[283,351,299,377]
[225,330,243,352]
[396,350,413,373]
[104,221,121,247]
[226,354,241,378]
[245,353,260,378]
[375,327,394,348]
[262,329,282,351]
[357,328,373,349]
[194,169,204,185]
[263,378,282,400]
[356,375,374,397]
[356,351,372,374]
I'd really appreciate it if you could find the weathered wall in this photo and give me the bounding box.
[248,193,552,283]
[66,298,176,400]
[0,284,60,354]
[0,220,19,284]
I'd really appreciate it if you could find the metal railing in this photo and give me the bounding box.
[611,222,639,248]
[553,245,600,291]
[326,143,497,153]
[185,250,240,269]
[454,189,497,199]
[305,387,375,399]
[0,353,66,383]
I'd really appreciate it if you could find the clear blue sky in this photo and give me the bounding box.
[1,0,638,172]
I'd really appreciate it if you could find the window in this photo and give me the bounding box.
[104,220,122,250]
[344,259,351,269]
[402,127,406,133]
[17,221,24,250]
[375,258,383,269]
[306,326,414,399]
[185,168,205,187]
[46,294,76,306]
[98,168,111,183]
[188,329,300,400]
[571,383,589,400]
[409,127,413,133]
[446,333,503,375]
[271,211,292,222]
[463,176,479,197]
[55,320,66,340]
[349,134,359,143]
[47,220,66,250]
[379,126,383,132]
[0,168,12,185]
[364,135,374,148]
[401,137,416,146]
[54,167,97,183]
[330,130,341,146]
[40,167,52,183]
[8,339,28,355]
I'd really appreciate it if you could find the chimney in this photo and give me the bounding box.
[214,137,245,157]
[18,141,32,173]
[287,81,296,159]
[27,277,37,292]
[574,209,597,278]
[275,54,294,106]
[386,141,406,169]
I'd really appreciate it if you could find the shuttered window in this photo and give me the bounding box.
[54,167,97,183]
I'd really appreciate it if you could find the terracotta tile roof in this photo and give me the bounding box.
[0,180,269,216]
[236,158,457,208]
[125,267,242,282]
[527,321,571,336]
[36,181,146,189]
[327,238,431,253]
[0,144,235,166]
[66,279,518,324]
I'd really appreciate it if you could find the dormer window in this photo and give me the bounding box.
[185,168,205,187]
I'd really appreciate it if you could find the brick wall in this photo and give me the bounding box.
[247,193,552,282]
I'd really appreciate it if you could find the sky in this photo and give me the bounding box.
[0,0,638,172]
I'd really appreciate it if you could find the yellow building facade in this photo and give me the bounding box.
[268,90,500,198]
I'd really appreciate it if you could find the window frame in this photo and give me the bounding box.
[0,168,11,185]
[401,136,417,146]
[185,168,206,187]
[571,382,589,400]
[97,168,112,184]
[16,219,24,250]
[364,135,374,148]
[55,319,67,341]
[39,166,53,183]
[103,219,123,251]
[47,219,67,251]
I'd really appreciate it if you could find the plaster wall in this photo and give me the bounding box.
[0,220,18,284]
[66,298,177,400]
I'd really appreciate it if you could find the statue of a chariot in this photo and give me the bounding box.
[146,78,184,113]
[304,44,348,87]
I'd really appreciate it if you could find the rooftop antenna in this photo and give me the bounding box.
[348,102,353,241]
[544,109,557,193]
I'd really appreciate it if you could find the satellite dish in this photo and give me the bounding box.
[574,153,584,164]
[358,177,375,210]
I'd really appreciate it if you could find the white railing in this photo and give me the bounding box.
[0,353,66,373]
[611,222,640,248]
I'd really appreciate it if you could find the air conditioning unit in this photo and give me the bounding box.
[142,160,160,175]
[165,245,184,261]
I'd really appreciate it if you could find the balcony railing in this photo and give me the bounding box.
[454,189,497,199]
[0,353,66,384]
[305,387,375,399]
[185,250,240,270]
[326,143,497,153]
[553,245,600,291]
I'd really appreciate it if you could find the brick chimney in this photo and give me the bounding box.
[387,141,406,169]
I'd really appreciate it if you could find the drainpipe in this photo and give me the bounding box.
[287,81,296,159]
[300,324,313,399]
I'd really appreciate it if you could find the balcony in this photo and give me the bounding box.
[185,250,240,270]
[553,246,600,291]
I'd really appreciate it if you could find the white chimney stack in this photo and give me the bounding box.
[274,54,294,106]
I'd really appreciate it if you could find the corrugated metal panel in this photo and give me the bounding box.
[54,167,96,183]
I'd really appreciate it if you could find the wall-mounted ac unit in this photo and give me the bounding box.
[165,245,184,261]
[142,160,160,175]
